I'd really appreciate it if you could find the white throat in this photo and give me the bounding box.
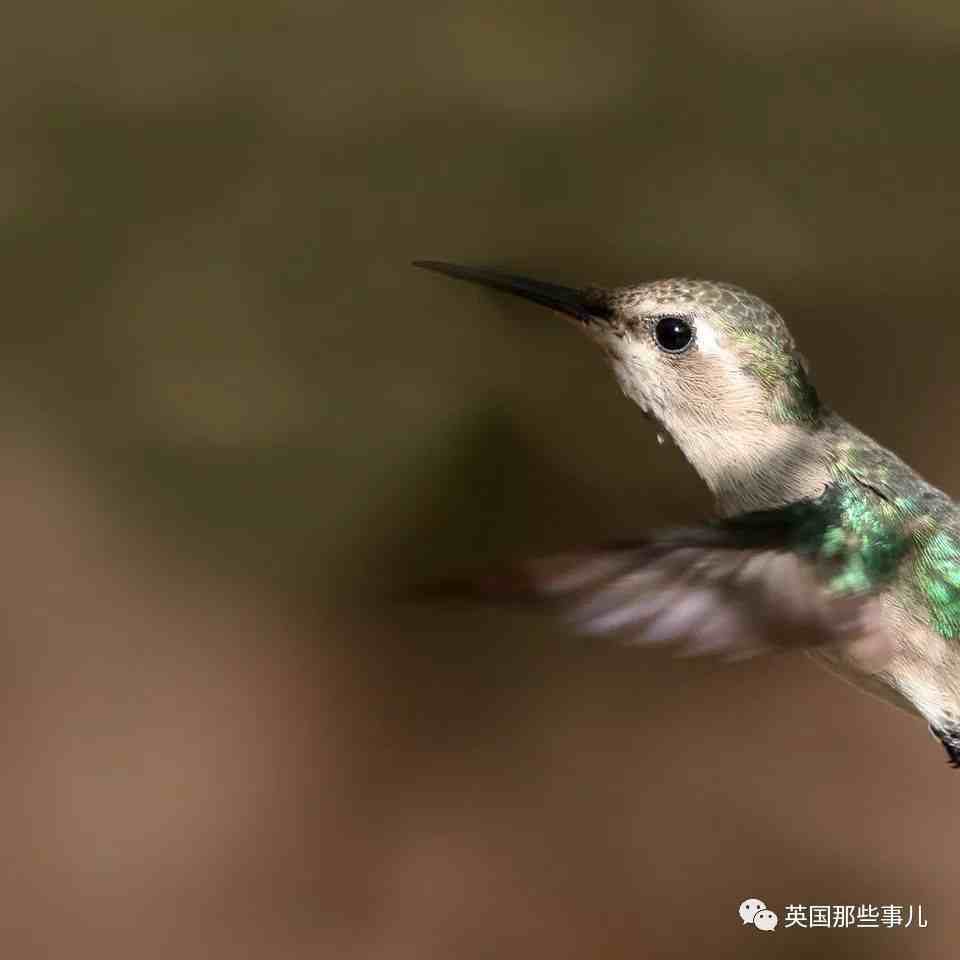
[669,417,830,515]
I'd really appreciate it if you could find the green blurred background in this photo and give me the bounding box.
[3,1,960,957]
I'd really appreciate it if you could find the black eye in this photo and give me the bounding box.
[654,316,693,353]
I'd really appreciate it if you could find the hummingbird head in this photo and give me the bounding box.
[597,276,821,427]
[414,263,827,511]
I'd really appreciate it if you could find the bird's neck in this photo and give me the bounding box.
[671,415,839,517]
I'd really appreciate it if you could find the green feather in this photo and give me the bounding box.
[715,473,960,640]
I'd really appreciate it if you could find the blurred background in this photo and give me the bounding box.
[2,1,960,956]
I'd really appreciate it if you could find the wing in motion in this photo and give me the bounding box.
[422,487,896,672]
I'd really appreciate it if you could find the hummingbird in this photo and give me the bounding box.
[413,260,960,768]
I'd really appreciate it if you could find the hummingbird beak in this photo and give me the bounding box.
[413,261,611,325]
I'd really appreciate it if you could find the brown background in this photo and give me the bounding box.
[1,1,959,957]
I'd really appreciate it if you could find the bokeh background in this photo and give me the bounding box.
[2,1,960,956]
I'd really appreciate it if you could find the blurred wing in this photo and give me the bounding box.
[425,531,893,670]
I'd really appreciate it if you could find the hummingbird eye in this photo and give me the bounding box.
[653,315,694,353]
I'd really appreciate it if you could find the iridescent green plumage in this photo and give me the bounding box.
[713,430,960,642]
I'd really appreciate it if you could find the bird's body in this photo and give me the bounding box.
[415,262,960,765]
[768,417,960,728]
